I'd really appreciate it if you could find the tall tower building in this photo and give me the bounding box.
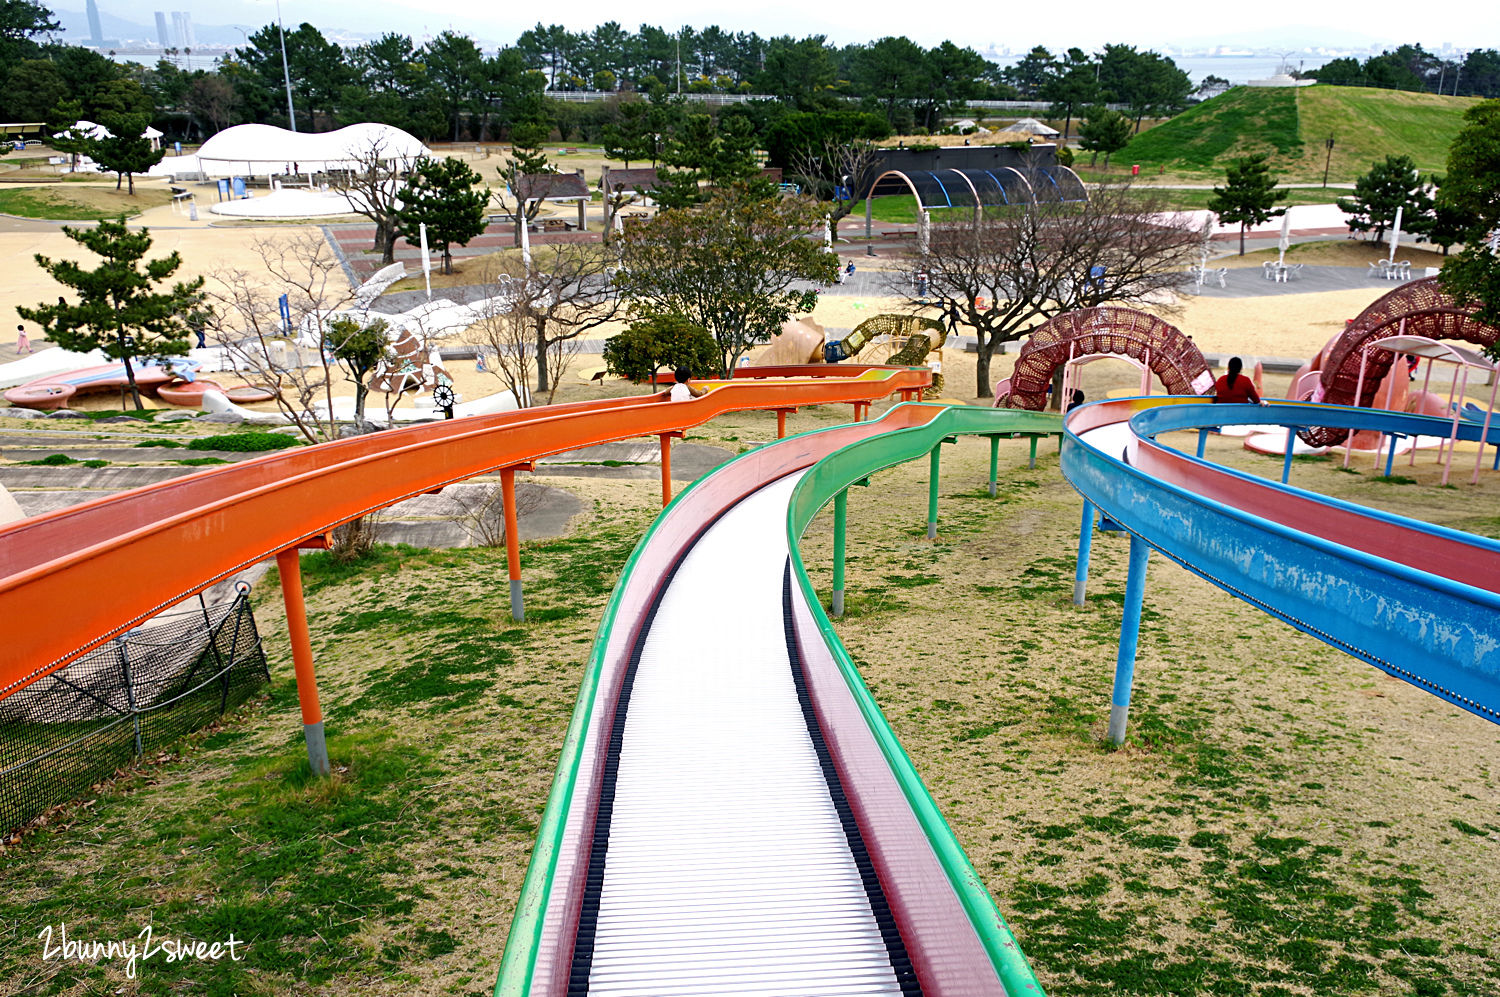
[170,11,194,49]
[155,11,170,48]
[85,0,104,47]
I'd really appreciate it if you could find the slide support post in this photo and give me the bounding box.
[927,444,941,540]
[832,489,848,618]
[276,548,330,777]
[658,433,674,507]
[502,468,525,622]
[1073,500,1094,606]
[1281,427,1297,484]
[1107,534,1152,746]
[1028,435,1039,469]
[988,435,1000,497]
[1196,428,1209,459]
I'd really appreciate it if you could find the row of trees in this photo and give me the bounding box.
[1312,45,1500,99]
[1,1,1199,147]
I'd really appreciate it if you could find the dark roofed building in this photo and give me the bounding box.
[514,171,590,202]
[601,167,659,195]
[601,166,661,232]
[512,169,591,232]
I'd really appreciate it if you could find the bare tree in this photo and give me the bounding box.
[447,480,545,547]
[486,243,626,398]
[789,139,885,241]
[330,134,411,265]
[886,178,1205,398]
[471,270,537,409]
[203,232,362,443]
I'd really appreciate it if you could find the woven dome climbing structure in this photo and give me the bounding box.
[1301,278,1500,448]
[994,307,1210,409]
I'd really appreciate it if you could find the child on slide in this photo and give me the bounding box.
[668,368,705,401]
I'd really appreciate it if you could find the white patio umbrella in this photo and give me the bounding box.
[419,222,432,301]
[1277,208,1292,266]
[1388,205,1403,261]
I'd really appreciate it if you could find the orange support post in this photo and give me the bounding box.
[501,467,525,621]
[658,432,683,507]
[775,408,797,438]
[276,547,330,776]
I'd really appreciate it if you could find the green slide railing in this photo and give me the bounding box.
[787,403,1063,996]
[497,403,1059,996]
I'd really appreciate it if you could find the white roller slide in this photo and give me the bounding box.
[585,470,903,996]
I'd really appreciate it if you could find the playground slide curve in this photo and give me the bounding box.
[1061,397,1500,726]
[496,402,1060,997]
[0,365,928,700]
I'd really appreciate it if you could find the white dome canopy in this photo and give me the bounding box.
[195,122,431,177]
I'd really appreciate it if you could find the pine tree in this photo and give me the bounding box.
[1207,153,1288,255]
[1436,99,1500,339]
[1077,107,1132,169]
[395,157,491,274]
[17,218,204,410]
[498,122,553,247]
[89,113,165,195]
[1336,155,1433,242]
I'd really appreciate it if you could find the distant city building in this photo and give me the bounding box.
[170,10,194,49]
[84,0,103,46]
[155,11,170,48]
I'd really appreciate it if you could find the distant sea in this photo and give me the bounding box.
[1171,54,1332,84]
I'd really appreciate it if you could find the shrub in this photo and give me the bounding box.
[188,432,303,453]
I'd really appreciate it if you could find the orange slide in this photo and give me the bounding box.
[0,366,930,701]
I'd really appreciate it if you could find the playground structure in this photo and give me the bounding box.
[3,358,201,410]
[1064,395,1500,743]
[862,163,1088,248]
[755,312,949,394]
[5,283,1500,993]
[993,307,1214,410]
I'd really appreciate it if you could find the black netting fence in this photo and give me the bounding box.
[0,594,270,835]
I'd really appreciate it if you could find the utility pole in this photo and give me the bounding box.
[275,0,296,132]
[1323,135,1335,189]
[676,30,682,94]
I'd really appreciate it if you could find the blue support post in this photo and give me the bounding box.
[1384,435,1400,478]
[1073,500,1095,606]
[1281,427,1297,484]
[1196,428,1209,459]
[1107,534,1152,746]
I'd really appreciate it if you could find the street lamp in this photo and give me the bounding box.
[274,0,296,131]
[1322,135,1335,189]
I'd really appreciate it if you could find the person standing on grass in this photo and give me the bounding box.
[15,324,31,355]
[1213,356,1263,405]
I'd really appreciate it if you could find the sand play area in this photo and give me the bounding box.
[0,198,1483,416]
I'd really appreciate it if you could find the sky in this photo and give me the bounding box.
[66,0,1498,53]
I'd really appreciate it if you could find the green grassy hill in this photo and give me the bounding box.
[1119,85,1480,181]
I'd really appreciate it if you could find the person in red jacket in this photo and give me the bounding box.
[1213,356,1263,404]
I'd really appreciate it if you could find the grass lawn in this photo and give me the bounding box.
[0,184,172,220]
[1117,85,1477,183]
[851,185,1343,227]
[1297,86,1478,177]
[1,403,1496,995]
